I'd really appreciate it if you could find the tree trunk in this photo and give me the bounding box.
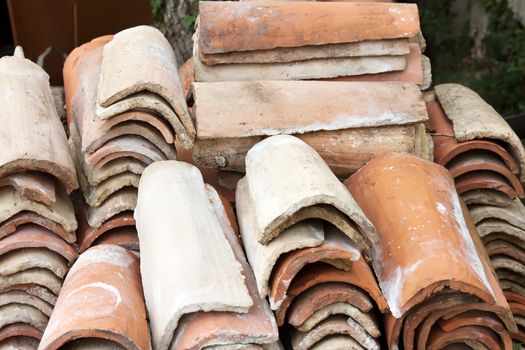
[161,0,197,66]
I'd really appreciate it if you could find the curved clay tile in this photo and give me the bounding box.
[0,172,56,206]
[426,95,519,174]
[0,323,42,343]
[0,55,78,193]
[462,189,513,207]
[0,224,77,265]
[287,282,374,327]
[236,178,324,298]
[486,240,525,264]
[93,227,139,253]
[481,233,524,248]
[0,211,75,243]
[275,260,388,326]
[169,185,278,350]
[476,219,525,243]
[0,186,77,233]
[0,304,48,332]
[492,256,525,278]
[239,135,377,256]
[434,84,525,183]
[0,268,62,295]
[0,247,68,278]
[455,171,518,199]
[97,26,194,148]
[306,335,364,350]
[85,189,137,229]
[426,325,503,350]
[78,170,139,208]
[290,316,379,350]
[178,58,194,101]
[38,245,150,350]
[0,337,40,349]
[469,199,525,230]
[448,151,524,198]
[198,2,419,54]
[269,228,360,310]
[77,209,135,253]
[84,135,167,168]
[70,123,146,187]
[503,291,525,305]
[345,153,495,317]
[6,284,57,306]
[0,290,53,316]
[135,161,252,350]
[57,338,130,349]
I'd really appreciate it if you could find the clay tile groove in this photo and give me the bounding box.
[426,326,503,350]
[198,2,420,54]
[486,240,525,265]
[135,161,253,350]
[38,244,150,350]
[455,171,519,199]
[0,212,75,244]
[92,227,139,253]
[0,55,78,193]
[345,153,497,318]
[0,323,43,342]
[238,135,377,257]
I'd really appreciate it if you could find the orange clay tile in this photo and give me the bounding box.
[93,227,139,253]
[179,58,194,101]
[0,212,75,243]
[198,2,419,54]
[447,151,524,198]
[269,228,360,310]
[77,208,135,253]
[38,244,150,350]
[0,172,56,206]
[4,284,57,306]
[0,323,42,342]
[455,170,518,199]
[0,224,77,265]
[346,153,496,318]
[426,326,503,350]
[426,95,519,173]
[486,240,525,265]
[169,185,278,349]
[274,260,388,327]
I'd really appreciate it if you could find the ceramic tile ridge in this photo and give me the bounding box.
[434,83,525,183]
[345,153,496,318]
[38,244,150,350]
[0,290,54,317]
[170,185,278,349]
[198,1,420,54]
[0,172,56,206]
[238,135,377,257]
[135,161,252,350]
[96,25,194,148]
[0,212,75,244]
[0,55,78,193]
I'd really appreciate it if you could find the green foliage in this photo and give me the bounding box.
[421,0,525,115]
[151,0,165,29]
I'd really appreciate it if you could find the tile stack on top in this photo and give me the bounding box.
[236,135,388,349]
[346,153,516,350]
[0,50,79,348]
[135,161,279,350]
[38,244,150,349]
[63,25,190,254]
[192,80,432,179]
[426,84,525,344]
[193,1,430,87]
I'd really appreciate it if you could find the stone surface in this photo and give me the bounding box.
[0,186,76,233]
[135,161,252,350]
[269,228,361,310]
[0,55,78,193]
[38,245,150,350]
[0,172,56,206]
[237,178,324,297]
[170,185,278,350]
[77,210,135,253]
[0,211,75,243]
[435,83,525,183]
[97,26,194,148]
[198,2,419,54]
[85,188,137,229]
[193,81,427,139]
[0,248,68,278]
[346,153,495,318]
[239,136,377,255]
[290,316,379,350]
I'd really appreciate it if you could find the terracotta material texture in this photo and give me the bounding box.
[345,153,495,318]
[469,199,525,230]
[462,189,514,207]
[85,188,137,229]
[0,211,75,243]
[237,135,377,255]
[434,83,525,183]
[38,244,150,350]
[93,226,139,253]
[135,161,252,350]
[0,55,78,193]
[170,185,278,349]
[0,172,56,206]
[0,248,68,279]
[97,26,194,148]
[198,2,419,54]
[455,171,519,199]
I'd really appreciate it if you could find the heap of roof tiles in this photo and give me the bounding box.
[427,84,525,345]
[0,49,79,348]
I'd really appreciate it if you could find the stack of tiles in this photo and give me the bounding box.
[0,50,78,348]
